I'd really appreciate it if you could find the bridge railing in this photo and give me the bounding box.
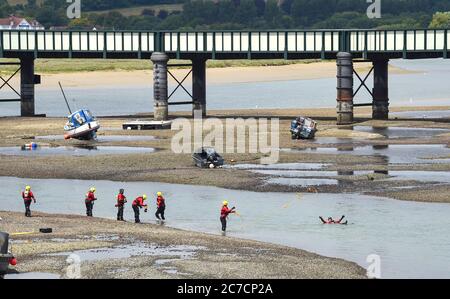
[0,29,448,58]
[348,29,449,54]
[0,30,156,56]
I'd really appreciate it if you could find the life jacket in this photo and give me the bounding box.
[220,206,232,218]
[117,194,126,206]
[85,191,96,202]
[22,191,34,201]
[133,197,145,207]
[156,196,165,208]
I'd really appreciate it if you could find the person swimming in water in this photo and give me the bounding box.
[319,215,348,225]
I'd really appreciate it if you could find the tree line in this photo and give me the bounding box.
[1,0,450,30]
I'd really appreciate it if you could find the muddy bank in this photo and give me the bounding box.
[0,211,366,279]
[1,108,450,202]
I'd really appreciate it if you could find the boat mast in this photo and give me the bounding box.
[58,82,72,114]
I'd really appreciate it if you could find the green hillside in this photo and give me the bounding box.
[1,0,450,30]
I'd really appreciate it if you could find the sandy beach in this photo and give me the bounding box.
[0,211,366,279]
[3,60,413,88]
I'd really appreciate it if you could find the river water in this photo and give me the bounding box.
[1,59,450,117]
[1,176,450,279]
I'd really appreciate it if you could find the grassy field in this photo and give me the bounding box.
[86,4,184,17]
[6,1,182,16]
[7,0,45,5]
[0,58,320,74]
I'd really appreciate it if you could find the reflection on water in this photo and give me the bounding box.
[1,176,450,278]
[353,126,449,139]
[391,110,450,119]
[243,164,450,186]
[267,177,339,187]
[285,144,450,164]
[229,163,329,170]
[2,59,450,117]
[48,243,203,262]
[0,145,156,156]
[35,135,159,142]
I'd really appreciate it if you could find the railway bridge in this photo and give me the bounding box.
[1,29,449,124]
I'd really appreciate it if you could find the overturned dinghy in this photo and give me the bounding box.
[193,147,224,169]
[64,109,100,140]
[290,117,318,140]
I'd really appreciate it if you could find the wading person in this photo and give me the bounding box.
[319,215,347,225]
[115,189,127,221]
[220,201,236,234]
[132,195,148,223]
[155,192,166,223]
[85,187,97,217]
[22,186,36,217]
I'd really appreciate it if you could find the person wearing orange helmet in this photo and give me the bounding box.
[220,201,236,233]
[21,186,36,217]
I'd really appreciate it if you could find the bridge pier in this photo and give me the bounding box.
[372,59,389,120]
[192,58,207,117]
[20,56,36,117]
[151,52,169,121]
[336,52,354,125]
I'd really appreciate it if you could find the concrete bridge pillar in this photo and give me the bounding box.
[20,56,36,117]
[336,52,354,125]
[151,52,169,121]
[192,58,207,117]
[372,59,389,120]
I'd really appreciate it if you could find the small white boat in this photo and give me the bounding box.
[64,109,100,140]
[59,82,100,141]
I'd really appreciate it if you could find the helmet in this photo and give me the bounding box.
[157,192,162,197]
[25,186,31,191]
[143,195,148,200]
[90,187,96,193]
[223,201,228,206]
[119,189,124,194]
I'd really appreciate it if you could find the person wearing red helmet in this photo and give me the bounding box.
[132,195,148,223]
[220,201,236,233]
[21,186,36,217]
[115,189,127,221]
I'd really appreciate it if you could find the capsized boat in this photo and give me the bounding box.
[64,109,100,140]
[290,116,318,140]
[193,147,225,169]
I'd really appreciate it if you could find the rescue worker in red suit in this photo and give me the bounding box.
[22,186,36,217]
[319,215,347,225]
[115,189,127,221]
[132,195,148,223]
[85,187,97,217]
[155,192,166,222]
[220,201,236,232]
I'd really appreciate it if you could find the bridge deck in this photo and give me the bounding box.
[0,29,449,60]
